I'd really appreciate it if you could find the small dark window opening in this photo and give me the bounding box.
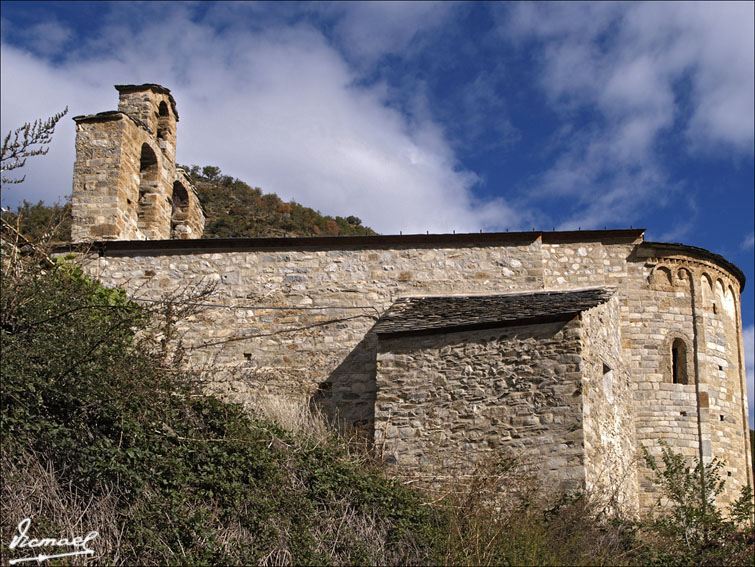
[671,339,688,385]
[720,414,725,421]
[243,353,252,361]
[680,411,687,416]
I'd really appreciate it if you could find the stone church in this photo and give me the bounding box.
[67,84,752,515]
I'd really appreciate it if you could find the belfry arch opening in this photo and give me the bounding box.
[137,144,159,230]
[157,101,172,141]
[171,181,189,238]
[671,338,688,385]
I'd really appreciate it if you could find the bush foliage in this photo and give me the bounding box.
[1,250,429,565]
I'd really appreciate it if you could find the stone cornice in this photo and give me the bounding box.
[639,242,745,291]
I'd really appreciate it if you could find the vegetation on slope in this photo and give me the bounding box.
[184,165,376,238]
[0,250,429,565]
[0,200,71,244]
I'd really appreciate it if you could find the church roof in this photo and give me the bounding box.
[373,287,615,337]
[61,228,645,254]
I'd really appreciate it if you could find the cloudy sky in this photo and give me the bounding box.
[1,1,753,423]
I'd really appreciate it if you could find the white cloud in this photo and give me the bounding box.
[25,20,72,55]
[330,1,457,66]
[0,8,516,234]
[744,325,754,428]
[742,233,754,250]
[624,2,755,154]
[502,2,754,229]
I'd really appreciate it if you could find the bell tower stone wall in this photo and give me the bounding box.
[71,84,204,242]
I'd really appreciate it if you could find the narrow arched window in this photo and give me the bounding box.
[671,339,688,385]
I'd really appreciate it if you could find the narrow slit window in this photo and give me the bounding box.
[602,363,613,401]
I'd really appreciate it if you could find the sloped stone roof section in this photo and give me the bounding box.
[71,111,150,133]
[72,110,126,123]
[373,287,616,337]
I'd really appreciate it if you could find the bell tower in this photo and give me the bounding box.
[71,84,204,241]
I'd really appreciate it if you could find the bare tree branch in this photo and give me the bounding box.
[1,108,68,186]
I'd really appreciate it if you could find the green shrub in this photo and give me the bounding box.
[638,442,754,566]
[1,253,429,565]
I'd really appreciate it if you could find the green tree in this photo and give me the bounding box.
[641,442,754,565]
[201,165,221,180]
[0,200,72,242]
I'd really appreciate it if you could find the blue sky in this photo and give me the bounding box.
[1,1,753,423]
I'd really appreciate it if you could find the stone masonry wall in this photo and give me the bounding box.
[82,237,638,420]
[702,276,753,508]
[374,320,587,492]
[71,233,751,514]
[71,116,131,241]
[542,240,636,291]
[85,240,546,419]
[625,246,751,511]
[579,296,638,512]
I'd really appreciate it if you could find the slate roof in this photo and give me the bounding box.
[373,287,615,337]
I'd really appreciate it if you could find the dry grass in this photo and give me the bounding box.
[245,394,332,445]
[421,455,639,567]
[1,450,126,566]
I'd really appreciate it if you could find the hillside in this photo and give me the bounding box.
[0,165,376,243]
[184,165,376,238]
